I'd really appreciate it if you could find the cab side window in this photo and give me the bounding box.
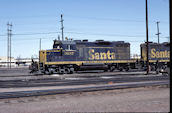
[67,45,71,50]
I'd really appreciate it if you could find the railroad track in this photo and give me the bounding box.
[0,73,169,88]
[0,69,146,77]
[0,80,169,99]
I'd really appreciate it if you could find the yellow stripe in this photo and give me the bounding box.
[149,60,170,62]
[63,50,76,51]
[86,47,114,48]
[45,60,137,66]
[46,50,61,52]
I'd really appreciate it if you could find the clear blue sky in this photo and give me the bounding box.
[0,0,169,58]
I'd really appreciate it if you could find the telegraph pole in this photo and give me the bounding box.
[9,23,12,68]
[40,38,41,50]
[145,0,149,74]
[60,14,64,41]
[156,21,161,44]
[58,35,60,40]
[7,22,9,68]
[7,22,12,68]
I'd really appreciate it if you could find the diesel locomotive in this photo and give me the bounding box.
[140,42,170,73]
[29,39,170,74]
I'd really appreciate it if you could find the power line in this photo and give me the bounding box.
[65,14,169,24]
[0,31,143,37]
[0,34,7,36]
[13,32,61,36]
[0,14,168,24]
[65,31,145,37]
[0,31,169,41]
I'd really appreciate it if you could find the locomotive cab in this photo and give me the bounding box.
[53,39,76,50]
[36,39,77,74]
[53,39,62,49]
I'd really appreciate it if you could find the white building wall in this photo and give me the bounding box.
[0,56,38,67]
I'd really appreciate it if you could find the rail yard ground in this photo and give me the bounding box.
[0,86,169,113]
[0,67,170,112]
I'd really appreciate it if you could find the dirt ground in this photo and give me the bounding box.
[0,86,169,113]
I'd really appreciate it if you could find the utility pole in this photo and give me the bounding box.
[145,0,149,75]
[60,14,64,41]
[7,22,12,68]
[7,22,9,68]
[58,35,60,40]
[156,21,161,44]
[9,23,12,68]
[168,37,170,43]
[40,38,41,50]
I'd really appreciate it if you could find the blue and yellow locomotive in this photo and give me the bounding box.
[30,39,138,74]
[30,39,170,74]
[140,42,170,73]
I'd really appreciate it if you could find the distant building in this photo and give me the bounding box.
[0,56,16,67]
[131,54,141,59]
[0,56,38,67]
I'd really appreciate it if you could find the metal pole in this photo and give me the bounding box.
[9,23,12,68]
[7,22,9,68]
[146,0,149,74]
[40,38,41,50]
[169,0,170,44]
[58,35,60,40]
[60,14,64,41]
[155,21,160,73]
[156,21,160,44]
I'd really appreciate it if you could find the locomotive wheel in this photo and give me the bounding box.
[58,66,65,74]
[110,66,115,72]
[58,66,73,74]
[119,68,123,71]
[151,66,155,71]
[125,67,129,71]
[156,68,160,74]
[69,71,74,74]
[48,68,54,75]
[69,68,74,74]
[65,68,70,74]
[41,70,46,74]
[59,68,65,74]
[45,71,51,75]
[104,69,108,72]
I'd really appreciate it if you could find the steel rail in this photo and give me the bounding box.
[0,80,169,99]
[0,75,169,88]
